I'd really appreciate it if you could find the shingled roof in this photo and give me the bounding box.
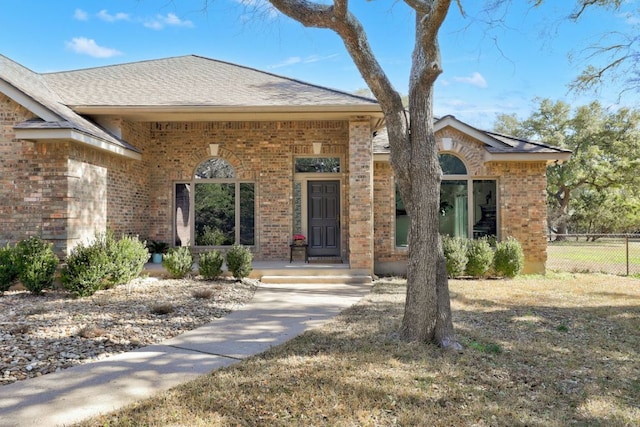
[0,54,139,157]
[1,54,381,158]
[42,55,379,109]
[373,115,570,163]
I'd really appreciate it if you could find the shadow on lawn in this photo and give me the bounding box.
[61,279,639,427]
[239,284,640,426]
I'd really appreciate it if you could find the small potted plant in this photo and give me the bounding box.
[148,241,169,263]
[292,234,306,246]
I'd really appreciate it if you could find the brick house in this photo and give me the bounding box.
[0,54,569,277]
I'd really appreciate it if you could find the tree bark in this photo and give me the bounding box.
[267,0,459,348]
[394,7,458,348]
[553,186,571,239]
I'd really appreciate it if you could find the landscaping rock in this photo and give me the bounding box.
[0,276,257,386]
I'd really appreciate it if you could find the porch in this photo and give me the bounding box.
[143,260,373,284]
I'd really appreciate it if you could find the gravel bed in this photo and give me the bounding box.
[0,276,258,386]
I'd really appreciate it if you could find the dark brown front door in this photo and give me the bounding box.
[308,180,340,257]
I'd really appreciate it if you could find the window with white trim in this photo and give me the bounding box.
[395,153,496,246]
[174,158,255,247]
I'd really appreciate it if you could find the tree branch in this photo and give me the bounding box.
[570,0,623,20]
[422,0,451,44]
[403,0,429,14]
[267,0,404,113]
[407,0,451,94]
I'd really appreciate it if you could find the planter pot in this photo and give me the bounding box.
[293,239,306,246]
[152,253,163,264]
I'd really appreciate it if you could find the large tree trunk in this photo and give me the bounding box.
[553,186,571,240]
[393,11,458,348]
[266,0,459,349]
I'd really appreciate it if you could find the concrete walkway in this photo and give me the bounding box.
[0,282,371,427]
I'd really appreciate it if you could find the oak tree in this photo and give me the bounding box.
[495,99,640,236]
[264,0,460,347]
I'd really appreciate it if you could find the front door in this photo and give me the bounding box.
[307,180,340,257]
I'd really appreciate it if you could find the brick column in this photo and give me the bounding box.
[348,117,374,272]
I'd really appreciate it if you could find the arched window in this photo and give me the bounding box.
[395,153,497,246]
[174,158,255,247]
[439,153,467,175]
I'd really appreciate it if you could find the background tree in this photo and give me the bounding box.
[482,1,637,99]
[495,98,640,236]
[567,0,640,97]
[570,188,640,236]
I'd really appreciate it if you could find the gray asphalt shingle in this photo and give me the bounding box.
[0,54,139,152]
[42,55,378,108]
[372,117,570,156]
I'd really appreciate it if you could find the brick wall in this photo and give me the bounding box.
[1,104,363,262]
[139,120,351,261]
[347,118,374,271]
[487,161,548,274]
[0,94,150,256]
[0,94,59,248]
[373,161,403,264]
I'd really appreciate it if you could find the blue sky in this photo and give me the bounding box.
[1,1,637,128]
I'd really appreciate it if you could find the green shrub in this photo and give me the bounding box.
[61,232,149,297]
[493,237,525,278]
[199,250,224,280]
[442,235,467,278]
[465,238,494,278]
[226,244,253,280]
[61,242,112,297]
[15,236,59,294]
[196,226,226,246]
[162,246,193,278]
[107,235,149,287]
[0,243,19,293]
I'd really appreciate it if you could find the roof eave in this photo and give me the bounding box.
[70,104,385,122]
[484,151,571,164]
[435,116,507,149]
[14,127,142,160]
[374,151,572,164]
[0,79,61,122]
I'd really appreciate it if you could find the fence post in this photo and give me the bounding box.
[626,235,630,276]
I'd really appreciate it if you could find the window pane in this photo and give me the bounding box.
[240,183,255,245]
[473,180,497,238]
[439,154,467,175]
[395,185,408,246]
[175,183,191,246]
[440,180,468,238]
[195,158,235,179]
[295,157,340,173]
[195,183,235,245]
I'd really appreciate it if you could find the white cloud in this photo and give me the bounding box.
[304,54,340,64]
[73,9,88,21]
[97,9,130,22]
[144,13,194,30]
[452,72,488,88]
[65,37,123,58]
[269,54,339,69]
[269,57,302,69]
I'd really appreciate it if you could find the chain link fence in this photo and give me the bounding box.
[547,234,640,276]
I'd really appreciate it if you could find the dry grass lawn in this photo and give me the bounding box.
[78,273,640,426]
